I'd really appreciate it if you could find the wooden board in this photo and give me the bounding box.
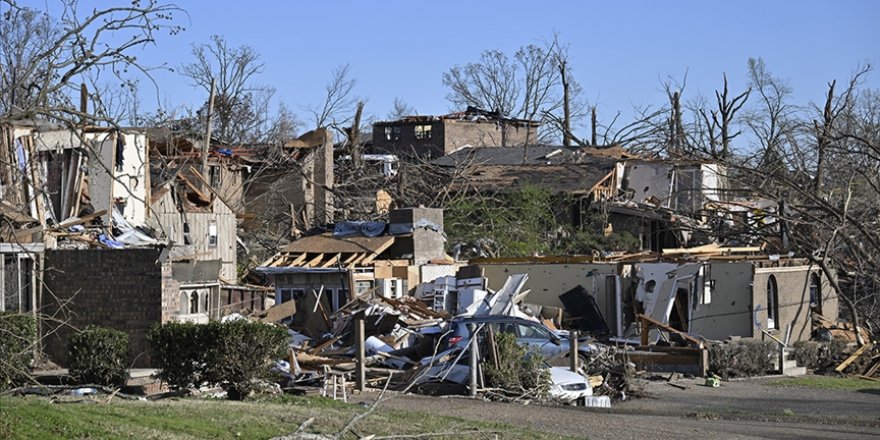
[835,343,873,373]
[259,299,297,323]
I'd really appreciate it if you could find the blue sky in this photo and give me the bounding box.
[17,1,880,136]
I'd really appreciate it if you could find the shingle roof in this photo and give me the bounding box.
[432,144,630,167]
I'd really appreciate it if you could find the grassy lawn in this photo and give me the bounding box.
[769,375,880,392]
[0,394,572,440]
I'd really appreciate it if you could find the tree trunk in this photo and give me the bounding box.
[591,106,598,146]
[350,101,364,169]
[560,60,571,147]
[815,80,835,193]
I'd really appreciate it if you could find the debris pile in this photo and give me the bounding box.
[263,272,652,407]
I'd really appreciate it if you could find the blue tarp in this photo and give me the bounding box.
[333,221,386,237]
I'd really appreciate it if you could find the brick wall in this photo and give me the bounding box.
[752,266,836,342]
[160,262,181,322]
[372,121,445,158]
[41,248,170,367]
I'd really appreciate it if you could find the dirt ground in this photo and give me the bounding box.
[364,376,880,440]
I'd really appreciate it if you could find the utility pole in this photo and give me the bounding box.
[469,323,479,398]
[355,317,366,392]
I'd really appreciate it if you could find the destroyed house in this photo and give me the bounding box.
[435,146,734,252]
[433,144,628,201]
[372,107,541,158]
[472,248,838,344]
[1,123,267,367]
[148,129,247,211]
[239,128,335,234]
[1,122,153,314]
[608,160,731,251]
[149,167,238,280]
[2,122,151,234]
[257,208,447,337]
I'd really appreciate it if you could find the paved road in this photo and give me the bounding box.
[366,376,880,440]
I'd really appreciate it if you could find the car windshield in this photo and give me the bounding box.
[517,323,552,339]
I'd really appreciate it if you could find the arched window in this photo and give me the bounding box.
[189,291,199,314]
[809,273,822,312]
[767,276,779,329]
[201,291,209,314]
[180,291,190,314]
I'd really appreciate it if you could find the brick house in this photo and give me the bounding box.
[39,248,268,367]
[372,107,540,158]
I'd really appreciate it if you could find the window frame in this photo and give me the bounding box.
[414,124,432,140]
[766,275,779,330]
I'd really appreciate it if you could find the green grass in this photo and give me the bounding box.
[769,376,880,392]
[0,395,573,440]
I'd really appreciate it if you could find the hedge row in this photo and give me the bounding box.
[0,312,36,390]
[68,326,130,386]
[148,320,288,400]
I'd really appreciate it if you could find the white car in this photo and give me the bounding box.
[414,352,592,405]
[547,366,592,404]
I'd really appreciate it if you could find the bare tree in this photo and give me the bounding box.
[712,65,880,343]
[744,58,799,173]
[695,74,750,160]
[308,63,357,129]
[443,49,519,118]
[0,0,183,124]
[181,35,278,144]
[386,97,416,120]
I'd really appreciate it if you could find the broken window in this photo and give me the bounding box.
[278,289,304,304]
[766,275,779,329]
[331,289,348,312]
[355,280,373,295]
[208,221,218,247]
[414,124,432,140]
[208,165,221,188]
[183,222,192,245]
[384,126,401,141]
[701,265,713,305]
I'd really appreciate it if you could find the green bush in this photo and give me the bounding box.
[148,321,211,390]
[149,320,288,400]
[792,340,850,373]
[709,340,776,379]
[482,331,550,398]
[203,320,289,400]
[0,312,36,390]
[67,326,130,386]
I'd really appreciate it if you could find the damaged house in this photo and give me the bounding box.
[1,122,267,367]
[471,249,838,344]
[241,127,335,237]
[257,207,448,337]
[372,107,541,158]
[435,144,737,253]
[1,122,155,316]
[609,160,731,251]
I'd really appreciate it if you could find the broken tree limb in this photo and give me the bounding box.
[835,343,874,373]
